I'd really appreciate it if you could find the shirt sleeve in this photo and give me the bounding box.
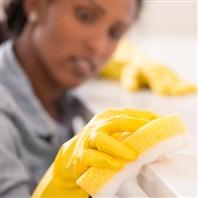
[0,112,31,198]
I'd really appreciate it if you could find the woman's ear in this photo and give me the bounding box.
[23,0,48,24]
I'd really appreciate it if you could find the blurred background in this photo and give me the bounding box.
[128,0,197,83]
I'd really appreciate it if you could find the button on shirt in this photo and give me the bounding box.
[0,40,93,197]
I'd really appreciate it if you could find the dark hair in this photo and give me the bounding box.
[0,0,143,44]
[0,0,26,43]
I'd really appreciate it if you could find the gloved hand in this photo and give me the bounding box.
[77,113,188,198]
[32,108,157,198]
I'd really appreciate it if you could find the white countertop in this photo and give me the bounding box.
[75,79,197,197]
[138,154,197,197]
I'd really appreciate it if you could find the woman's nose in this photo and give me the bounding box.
[84,31,108,56]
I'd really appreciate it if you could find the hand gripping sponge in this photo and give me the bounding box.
[77,114,188,197]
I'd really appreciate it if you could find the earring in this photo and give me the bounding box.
[29,12,38,23]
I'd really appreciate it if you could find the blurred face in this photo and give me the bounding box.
[29,0,138,88]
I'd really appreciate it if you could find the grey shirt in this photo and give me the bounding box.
[0,40,93,197]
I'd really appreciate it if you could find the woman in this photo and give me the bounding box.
[0,0,142,197]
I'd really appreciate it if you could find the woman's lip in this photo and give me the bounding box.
[70,57,96,77]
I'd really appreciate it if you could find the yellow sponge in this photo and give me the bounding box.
[77,114,186,196]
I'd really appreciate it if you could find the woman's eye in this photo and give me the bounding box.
[75,7,96,24]
[109,28,123,41]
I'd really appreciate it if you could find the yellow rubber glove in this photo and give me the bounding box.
[121,61,197,96]
[77,113,187,197]
[32,108,157,198]
[101,38,197,95]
